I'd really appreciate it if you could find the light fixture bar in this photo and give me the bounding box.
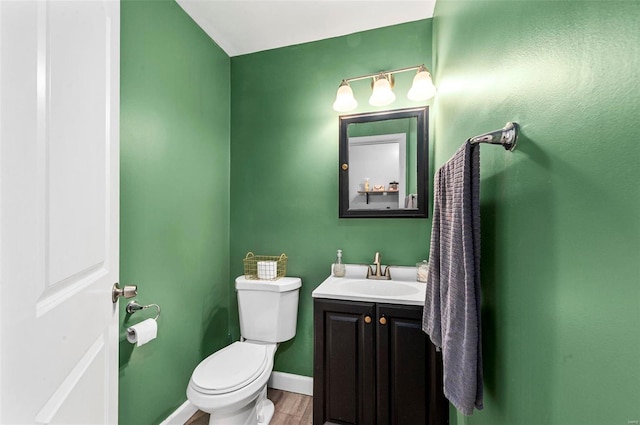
[342,64,424,84]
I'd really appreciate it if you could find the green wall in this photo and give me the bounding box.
[119,1,230,424]
[119,2,640,424]
[229,20,434,377]
[431,1,640,424]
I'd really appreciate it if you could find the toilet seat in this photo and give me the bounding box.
[190,342,268,395]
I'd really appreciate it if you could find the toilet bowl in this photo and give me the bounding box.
[187,342,277,425]
[187,276,301,425]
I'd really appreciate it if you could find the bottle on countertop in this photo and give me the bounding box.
[333,249,346,277]
[364,178,370,192]
[416,260,428,282]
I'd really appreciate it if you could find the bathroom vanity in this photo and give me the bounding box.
[312,265,448,425]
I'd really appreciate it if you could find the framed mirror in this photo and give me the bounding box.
[339,107,428,218]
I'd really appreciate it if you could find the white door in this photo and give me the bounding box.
[0,0,119,423]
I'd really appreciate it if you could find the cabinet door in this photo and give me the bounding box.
[314,299,376,425]
[376,304,448,425]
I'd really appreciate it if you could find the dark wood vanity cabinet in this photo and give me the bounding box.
[313,299,448,425]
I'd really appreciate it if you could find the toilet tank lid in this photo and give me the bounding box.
[236,276,302,292]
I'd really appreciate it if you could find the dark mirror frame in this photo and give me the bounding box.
[339,106,429,218]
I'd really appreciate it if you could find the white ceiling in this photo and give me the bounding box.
[176,1,436,57]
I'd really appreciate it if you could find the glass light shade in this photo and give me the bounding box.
[332,82,358,112]
[408,69,436,101]
[369,75,396,106]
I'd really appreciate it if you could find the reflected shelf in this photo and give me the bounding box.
[357,190,399,204]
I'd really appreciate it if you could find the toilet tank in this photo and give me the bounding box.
[235,276,302,343]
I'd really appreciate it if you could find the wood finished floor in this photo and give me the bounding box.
[185,389,312,425]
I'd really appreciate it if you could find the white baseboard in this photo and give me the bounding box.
[160,400,198,425]
[267,371,313,396]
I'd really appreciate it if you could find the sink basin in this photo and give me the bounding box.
[338,279,420,297]
[312,265,426,305]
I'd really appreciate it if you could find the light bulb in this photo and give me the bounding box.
[332,81,358,112]
[408,67,436,101]
[369,74,396,107]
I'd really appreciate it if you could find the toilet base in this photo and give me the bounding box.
[206,387,274,425]
[257,399,274,425]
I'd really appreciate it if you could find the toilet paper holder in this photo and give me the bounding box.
[126,300,161,321]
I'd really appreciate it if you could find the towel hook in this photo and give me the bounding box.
[126,300,161,321]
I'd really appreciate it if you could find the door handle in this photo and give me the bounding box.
[112,283,138,303]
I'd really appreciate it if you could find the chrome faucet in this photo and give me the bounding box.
[366,251,391,280]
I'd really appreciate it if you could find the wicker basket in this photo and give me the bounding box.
[243,252,287,280]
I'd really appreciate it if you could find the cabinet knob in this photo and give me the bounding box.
[364,315,372,324]
[341,163,349,171]
[379,316,387,325]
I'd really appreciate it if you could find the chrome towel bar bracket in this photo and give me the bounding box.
[467,122,519,151]
[126,300,161,321]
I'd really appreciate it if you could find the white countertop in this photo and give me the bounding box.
[312,264,426,306]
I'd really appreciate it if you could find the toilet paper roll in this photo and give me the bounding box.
[126,318,158,347]
[257,261,277,280]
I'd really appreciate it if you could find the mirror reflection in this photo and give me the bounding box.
[339,107,429,218]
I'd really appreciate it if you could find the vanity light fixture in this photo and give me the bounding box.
[332,64,435,112]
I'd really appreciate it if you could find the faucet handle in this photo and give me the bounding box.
[384,266,391,278]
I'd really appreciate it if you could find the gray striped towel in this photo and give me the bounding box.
[422,141,483,415]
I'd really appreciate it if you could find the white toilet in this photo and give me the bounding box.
[187,276,302,425]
